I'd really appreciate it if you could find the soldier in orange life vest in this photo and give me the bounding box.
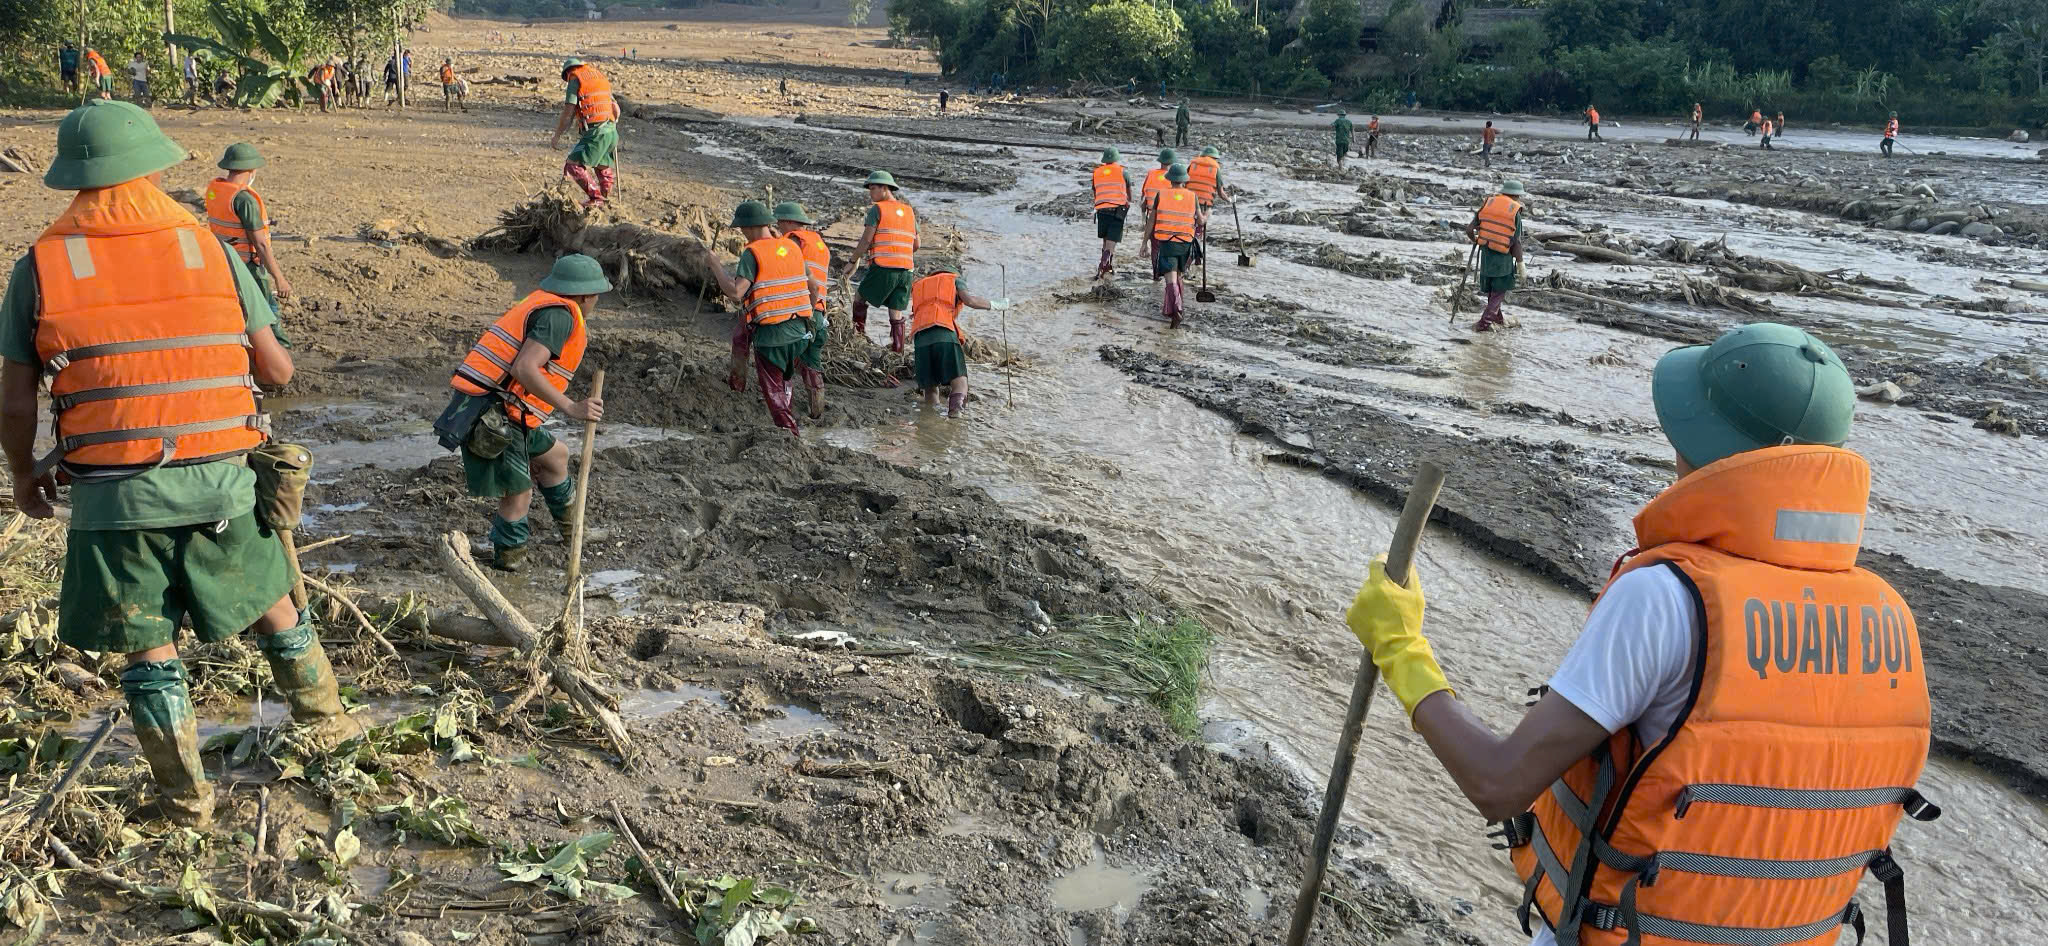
[205,142,291,310]
[85,48,112,99]
[1464,180,1526,332]
[1090,147,1131,280]
[1186,146,1228,239]
[313,60,336,113]
[439,254,609,570]
[1138,149,1174,260]
[1344,321,1938,946]
[774,201,832,420]
[841,170,918,352]
[550,59,621,209]
[1759,117,1775,150]
[908,262,1004,417]
[440,58,466,112]
[703,200,825,435]
[1882,112,1899,158]
[1584,105,1602,141]
[3,102,355,829]
[1364,115,1381,158]
[1689,102,1702,141]
[1145,163,1200,327]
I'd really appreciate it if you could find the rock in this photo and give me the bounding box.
[1960,222,2002,240]
[1975,406,2021,436]
[394,935,434,946]
[1909,182,1938,201]
[1927,221,1961,236]
[1925,210,1974,226]
[1907,218,1931,232]
[1857,381,1905,403]
[1881,214,1908,230]
[2009,130,2031,143]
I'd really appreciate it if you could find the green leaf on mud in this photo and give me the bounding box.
[719,877,756,926]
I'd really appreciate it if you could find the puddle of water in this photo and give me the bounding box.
[1242,886,1272,922]
[617,684,729,719]
[349,864,393,898]
[745,702,839,742]
[876,870,948,910]
[937,812,988,837]
[1049,844,1153,915]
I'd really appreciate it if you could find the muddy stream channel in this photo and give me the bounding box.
[297,114,2048,943]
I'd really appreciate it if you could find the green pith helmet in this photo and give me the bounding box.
[539,253,612,296]
[561,58,583,79]
[1652,323,1854,470]
[1166,163,1189,183]
[1501,179,1526,196]
[1338,107,1347,116]
[1157,148,1176,166]
[771,200,813,224]
[44,100,187,191]
[1201,146,1219,157]
[864,169,899,190]
[217,142,264,171]
[930,258,961,274]
[731,199,776,228]
[1102,147,1120,163]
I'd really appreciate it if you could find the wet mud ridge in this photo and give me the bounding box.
[1102,346,2048,801]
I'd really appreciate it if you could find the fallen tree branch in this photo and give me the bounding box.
[20,708,122,845]
[1529,285,1666,318]
[303,575,404,662]
[433,532,633,761]
[1542,242,1645,266]
[609,800,681,911]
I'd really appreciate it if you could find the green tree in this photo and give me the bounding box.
[1179,0,1267,91]
[1045,0,1186,82]
[1542,0,1641,50]
[1297,0,1361,77]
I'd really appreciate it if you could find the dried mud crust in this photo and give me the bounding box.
[1100,346,2048,800]
[308,433,1166,643]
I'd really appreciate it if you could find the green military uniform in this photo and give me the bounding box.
[1174,101,1190,147]
[914,277,972,389]
[565,76,618,168]
[1333,115,1353,157]
[231,189,278,306]
[735,249,819,374]
[857,201,915,310]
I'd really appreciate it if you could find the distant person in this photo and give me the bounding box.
[383,56,399,105]
[1746,108,1761,136]
[402,48,412,91]
[1405,89,1418,109]
[1464,180,1526,333]
[213,70,236,105]
[1174,99,1190,146]
[1759,116,1775,150]
[1365,115,1382,158]
[338,59,357,107]
[1139,148,1175,252]
[1333,109,1354,170]
[440,58,466,111]
[1689,102,1702,141]
[774,201,832,421]
[1144,163,1199,328]
[552,58,622,209]
[1775,111,1786,136]
[1091,147,1131,280]
[1584,105,1602,141]
[183,54,199,105]
[938,88,949,113]
[129,52,150,105]
[1481,120,1497,168]
[909,263,1003,417]
[842,170,919,351]
[85,47,112,100]
[206,143,294,308]
[59,42,80,94]
[1186,146,1227,239]
[311,60,336,112]
[779,75,788,102]
[1882,112,1899,157]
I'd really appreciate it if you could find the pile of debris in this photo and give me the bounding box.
[474,194,731,296]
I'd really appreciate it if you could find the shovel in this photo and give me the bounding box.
[1283,461,1447,946]
[1196,236,1216,303]
[1231,200,1254,267]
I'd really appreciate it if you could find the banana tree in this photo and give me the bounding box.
[165,0,316,106]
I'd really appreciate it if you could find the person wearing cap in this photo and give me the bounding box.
[1144,163,1200,327]
[774,200,831,421]
[1138,148,1175,260]
[702,200,823,435]
[2,101,351,829]
[440,254,610,570]
[908,262,1004,417]
[841,171,919,352]
[205,143,292,309]
[1174,99,1190,147]
[1333,110,1354,170]
[1090,147,1131,280]
[1341,322,1934,946]
[1464,180,1526,333]
[440,58,466,112]
[551,58,621,209]
[1882,112,1899,158]
[59,42,81,95]
[1185,146,1227,238]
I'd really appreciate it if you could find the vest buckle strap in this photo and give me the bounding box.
[1901,789,1942,822]
[1584,898,1871,946]
[1489,811,1535,850]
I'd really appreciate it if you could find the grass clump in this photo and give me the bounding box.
[966,614,1212,736]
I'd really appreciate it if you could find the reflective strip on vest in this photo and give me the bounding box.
[568,65,619,124]
[449,290,587,428]
[871,200,916,269]
[1152,189,1197,242]
[1187,157,1220,204]
[1475,194,1520,253]
[51,373,255,411]
[1584,901,1865,946]
[788,230,830,311]
[744,237,813,326]
[1674,784,1927,818]
[1093,164,1128,210]
[204,179,268,264]
[910,273,961,336]
[1140,168,1168,213]
[63,236,94,279]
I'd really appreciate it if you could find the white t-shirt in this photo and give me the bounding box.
[129,60,148,81]
[1526,564,1698,946]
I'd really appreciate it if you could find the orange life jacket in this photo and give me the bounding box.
[868,199,916,270]
[449,290,588,428]
[1368,117,1379,132]
[785,229,830,313]
[1092,163,1129,210]
[1692,105,1702,121]
[440,64,456,84]
[203,178,268,265]
[741,236,813,326]
[909,272,964,336]
[1752,110,1763,123]
[1150,186,1197,243]
[1140,167,1169,214]
[30,179,264,477]
[1474,193,1521,253]
[1504,445,1937,946]
[1186,155,1221,205]
[1885,119,1899,138]
[1587,108,1600,124]
[566,63,619,125]
[86,50,108,77]
[1762,120,1775,136]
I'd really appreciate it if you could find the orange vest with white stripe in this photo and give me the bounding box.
[567,64,619,125]
[1186,156,1220,205]
[449,290,588,428]
[1092,163,1128,210]
[909,272,963,336]
[1474,193,1521,253]
[785,229,830,313]
[203,178,268,264]
[869,199,916,270]
[1150,187,1197,242]
[1140,167,1169,215]
[1505,445,1936,946]
[31,180,264,477]
[741,236,813,326]
[1885,119,1898,138]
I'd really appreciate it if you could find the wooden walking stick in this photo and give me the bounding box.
[1284,461,1446,946]
[1448,243,1478,326]
[562,370,605,596]
[999,263,1013,409]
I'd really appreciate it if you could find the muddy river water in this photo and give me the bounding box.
[709,117,2048,942]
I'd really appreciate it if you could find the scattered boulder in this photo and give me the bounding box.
[1857,381,1905,403]
[1960,221,2002,240]
[1925,210,1974,226]
[1975,406,2022,436]
[2009,130,2031,143]
[1908,217,1931,232]
[1927,221,1961,236]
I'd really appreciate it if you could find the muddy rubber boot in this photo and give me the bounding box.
[124,660,215,829]
[538,479,575,529]
[259,620,363,750]
[889,318,907,354]
[489,515,530,571]
[807,383,826,420]
[947,391,966,417]
[852,298,869,336]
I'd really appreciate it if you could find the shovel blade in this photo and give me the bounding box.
[1196,289,1218,302]
[1236,254,1254,267]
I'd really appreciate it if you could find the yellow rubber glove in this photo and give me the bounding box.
[1344,555,1453,719]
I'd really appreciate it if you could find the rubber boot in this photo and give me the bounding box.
[538,478,575,525]
[1097,245,1114,279]
[124,660,214,828]
[563,162,603,205]
[852,298,869,335]
[596,166,616,200]
[490,514,530,571]
[889,318,907,354]
[259,619,363,749]
[947,391,966,417]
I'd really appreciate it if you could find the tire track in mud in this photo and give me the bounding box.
[1101,345,2048,801]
